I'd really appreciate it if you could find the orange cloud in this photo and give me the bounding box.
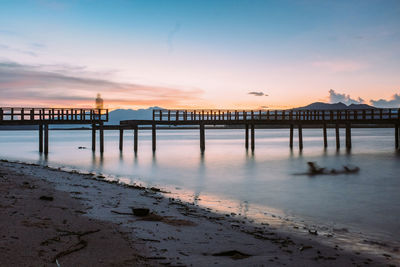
[0,61,203,109]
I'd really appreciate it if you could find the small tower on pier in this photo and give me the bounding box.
[95,93,104,109]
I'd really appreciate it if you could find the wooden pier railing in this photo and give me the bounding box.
[0,107,109,155]
[0,107,108,124]
[117,108,400,153]
[152,109,400,122]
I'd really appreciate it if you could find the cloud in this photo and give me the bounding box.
[312,60,366,72]
[328,89,364,105]
[30,42,46,50]
[0,43,37,57]
[248,91,268,97]
[370,93,400,108]
[167,22,181,53]
[0,61,203,108]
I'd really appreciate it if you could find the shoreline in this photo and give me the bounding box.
[1,159,398,266]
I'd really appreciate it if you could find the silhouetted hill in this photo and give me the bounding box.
[294,102,376,110]
[107,106,165,125]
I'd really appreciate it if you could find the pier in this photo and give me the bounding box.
[1,107,400,154]
[0,107,108,154]
[120,108,400,152]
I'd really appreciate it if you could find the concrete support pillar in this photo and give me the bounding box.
[200,124,205,152]
[92,124,96,152]
[99,123,104,153]
[298,124,303,150]
[39,124,43,153]
[251,124,255,151]
[245,124,249,149]
[44,124,49,155]
[289,124,294,149]
[152,124,156,152]
[323,123,328,148]
[119,128,123,151]
[134,127,138,153]
[395,124,399,149]
[335,123,340,149]
[345,123,352,149]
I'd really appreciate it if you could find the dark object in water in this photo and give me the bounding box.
[78,146,87,149]
[306,162,360,175]
[39,195,54,201]
[131,208,150,216]
[343,166,360,173]
[307,162,325,174]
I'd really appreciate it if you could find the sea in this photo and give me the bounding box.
[1,128,399,255]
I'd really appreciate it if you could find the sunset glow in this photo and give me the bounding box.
[1,0,399,110]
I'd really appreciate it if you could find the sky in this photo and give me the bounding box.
[1,0,400,110]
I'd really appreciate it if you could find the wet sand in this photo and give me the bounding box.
[0,160,397,266]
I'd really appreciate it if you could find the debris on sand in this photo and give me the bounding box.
[39,195,54,201]
[212,250,252,260]
[131,207,150,216]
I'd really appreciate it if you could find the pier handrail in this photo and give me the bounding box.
[152,108,400,122]
[0,107,108,122]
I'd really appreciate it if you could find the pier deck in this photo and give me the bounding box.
[120,108,400,152]
[0,107,108,154]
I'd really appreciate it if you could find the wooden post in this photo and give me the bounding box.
[44,124,49,155]
[134,126,138,153]
[251,124,255,151]
[323,123,328,148]
[395,124,399,149]
[39,124,43,153]
[119,128,124,151]
[200,123,205,152]
[99,123,104,153]
[245,124,249,149]
[289,124,294,149]
[92,124,96,151]
[345,123,351,149]
[152,124,156,152]
[298,124,303,150]
[335,123,340,149]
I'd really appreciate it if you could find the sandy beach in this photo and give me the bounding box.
[0,159,398,266]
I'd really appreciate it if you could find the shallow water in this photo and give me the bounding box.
[1,128,399,249]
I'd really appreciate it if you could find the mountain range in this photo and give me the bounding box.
[294,102,376,110]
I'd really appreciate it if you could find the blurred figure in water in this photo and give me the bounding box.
[95,93,104,109]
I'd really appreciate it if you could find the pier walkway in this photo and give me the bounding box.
[121,108,400,152]
[0,107,108,154]
[1,107,399,154]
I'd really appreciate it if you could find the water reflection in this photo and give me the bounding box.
[0,128,399,248]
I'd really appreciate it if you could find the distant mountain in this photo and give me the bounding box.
[294,102,376,110]
[107,106,164,125]
[0,125,38,130]
[347,103,377,110]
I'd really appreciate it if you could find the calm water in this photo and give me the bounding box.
[1,128,399,248]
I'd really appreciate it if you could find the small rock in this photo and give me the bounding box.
[308,230,318,235]
[299,245,313,251]
[39,195,54,201]
[132,208,150,216]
